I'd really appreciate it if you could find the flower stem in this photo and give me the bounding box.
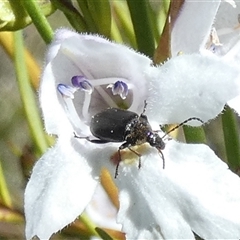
[126,0,155,57]
[0,32,41,89]
[20,0,53,44]
[222,105,240,171]
[13,30,48,155]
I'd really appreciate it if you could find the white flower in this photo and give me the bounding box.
[210,1,240,114]
[25,2,240,239]
[173,0,240,115]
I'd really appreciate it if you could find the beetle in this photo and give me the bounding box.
[74,101,203,178]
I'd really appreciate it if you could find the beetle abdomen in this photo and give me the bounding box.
[90,108,138,142]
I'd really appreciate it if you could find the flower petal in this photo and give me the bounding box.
[214,1,239,40]
[24,137,98,240]
[171,0,221,55]
[85,184,122,230]
[214,2,240,64]
[146,53,240,124]
[46,29,79,64]
[116,140,240,239]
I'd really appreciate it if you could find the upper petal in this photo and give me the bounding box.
[24,137,98,240]
[116,140,240,239]
[40,29,152,135]
[45,29,80,64]
[146,53,240,124]
[171,0,221,55]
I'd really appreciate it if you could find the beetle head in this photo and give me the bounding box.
[147,132,165,150]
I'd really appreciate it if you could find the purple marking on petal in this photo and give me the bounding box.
[111,81,128,99]
[71,76,93,94]
[57,84,76,98]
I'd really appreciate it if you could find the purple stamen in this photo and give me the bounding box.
[71,76,93,94]
[108,81,129,99]
[71,76,87,87]
[57,84,76,98]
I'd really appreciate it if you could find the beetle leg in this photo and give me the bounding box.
[128,147,142,169]
[74,132,109,143]
[73,132,86,139]
[114,149,122,178]
[116,143,142,178]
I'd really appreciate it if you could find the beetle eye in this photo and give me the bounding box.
[155,136,165,149]
[147,133,165,148]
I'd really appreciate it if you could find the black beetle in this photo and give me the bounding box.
[74,101,203,178]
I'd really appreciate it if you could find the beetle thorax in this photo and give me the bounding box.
[124,114,153,145]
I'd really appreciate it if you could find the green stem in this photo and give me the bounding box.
[20,0,53,44]
[126,0,155,57]
[183,126,207,144]
[222,106,240,171]
[0,160,12,208]
[13,31,48,155]
[51,0,87,32]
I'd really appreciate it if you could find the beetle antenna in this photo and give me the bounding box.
[157,148,165,169]
[162,117,204,139]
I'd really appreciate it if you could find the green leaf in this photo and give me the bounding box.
[183,126,207,144]
[76,0,98,33]
[126,0,155,57]
[111,1,136,47]
[0,0,56,31]
[86,0,111,37]
[222,105,240,171]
